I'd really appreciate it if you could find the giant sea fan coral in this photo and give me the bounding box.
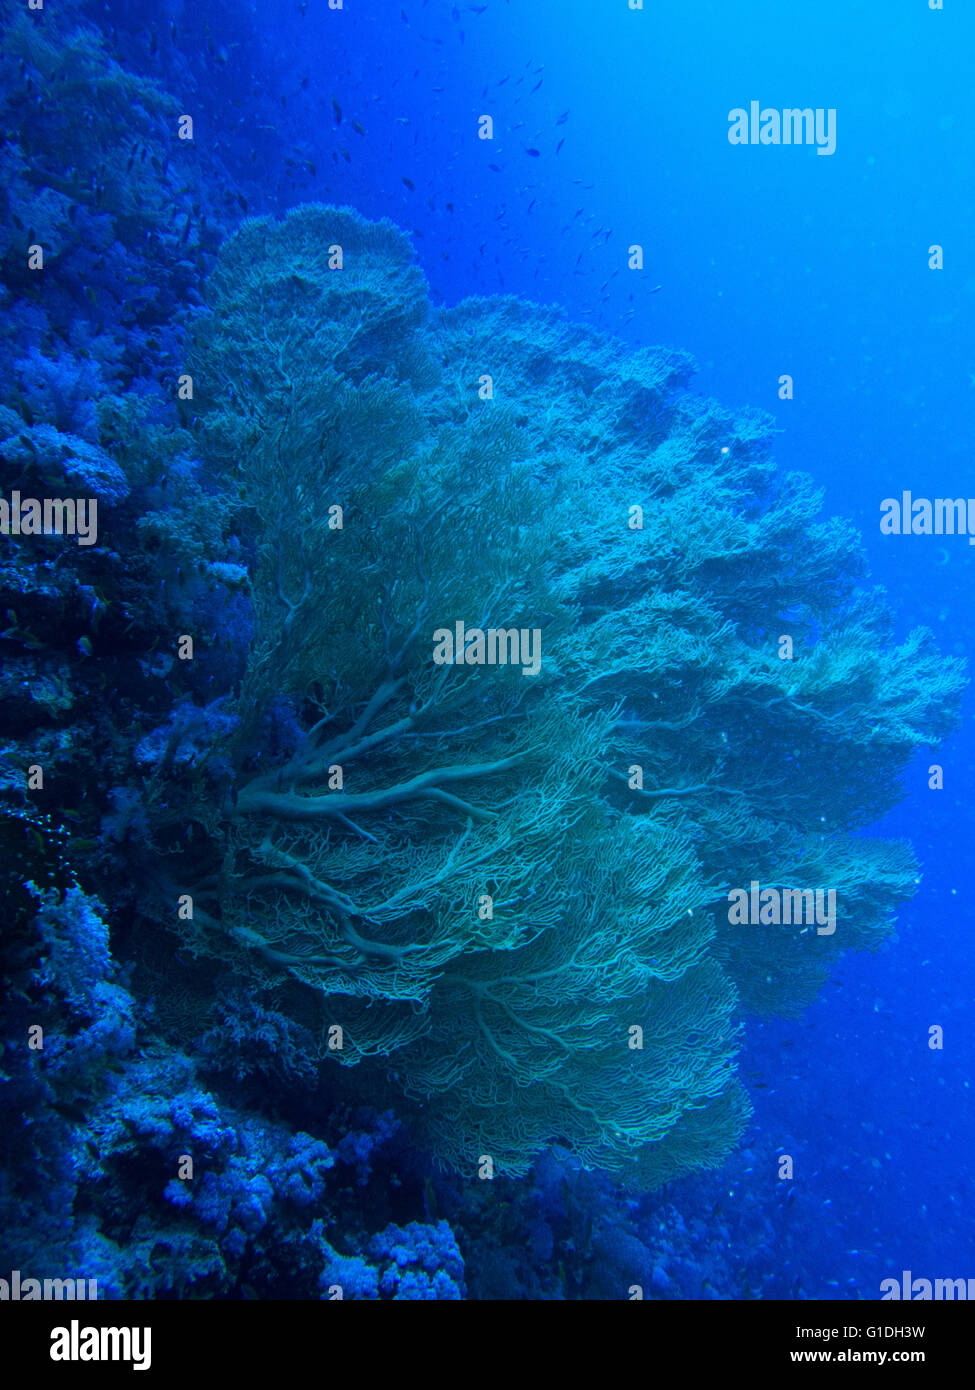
[170,204,965,1186]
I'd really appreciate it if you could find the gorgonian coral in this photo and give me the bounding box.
[172,204,964,1186]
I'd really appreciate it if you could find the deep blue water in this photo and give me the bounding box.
[1,0,972,1303]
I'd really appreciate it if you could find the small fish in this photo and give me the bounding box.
[402,176,414,189]
[351,119,365,136]
[556,138,565,154]
[489,162,501,172]
[524,147,540,157]
[531,78,542,93]
[331,95,342,124]
[556,110,569,125]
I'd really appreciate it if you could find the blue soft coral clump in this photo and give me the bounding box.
[93,1052,339,1286]
[369,1220,466,1300]
[0,422,131,504]
[317,1235,380,1301]
[314,1218,465,1300]
[33,884,115,1015]
[30,886,136,1080]
[134,697,239,772]
[13,345,105,439]
[266,1130,336,1209]
[335,1109,400,1185]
